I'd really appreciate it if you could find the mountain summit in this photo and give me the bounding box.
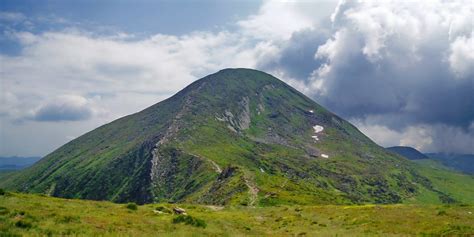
[387,146,428,160]
[1,69,467,205]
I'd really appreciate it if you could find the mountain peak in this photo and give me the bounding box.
[387,146,428,160]
[202,68,284,87]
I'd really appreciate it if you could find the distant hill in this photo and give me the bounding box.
[386,146,428,160]
[1,69,472,206]
[0,157,41,171]
[425,153,474,175]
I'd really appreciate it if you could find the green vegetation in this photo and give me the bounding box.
[0,68,473,207]
[126,202,138,210]
[0,192,473,236]
[410,159,474,204]
[172,215,207,228]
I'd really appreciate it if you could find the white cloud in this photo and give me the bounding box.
[449,33,474,78]
[1,29,279,119]
[354,119,474,154]
[30,95,97,122]
[238,1,313,41]
[0,11,26,22]
[238,0,337,41]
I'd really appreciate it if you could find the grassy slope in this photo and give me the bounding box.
[408,159,474,204]
[0,192,473,236]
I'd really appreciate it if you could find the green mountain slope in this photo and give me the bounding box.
[1,69,472,205]
[425,153,474,175]
[408,159,474,204]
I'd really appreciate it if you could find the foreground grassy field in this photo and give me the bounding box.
[1,191,473,236]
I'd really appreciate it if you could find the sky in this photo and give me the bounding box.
[0,0,473,157]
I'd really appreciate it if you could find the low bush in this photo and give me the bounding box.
[172,215,207,228]
[437,210,447,216]
[15,220,32,229]
[0,188,5,196]
[0,206,8,215]
[125,203,138,210]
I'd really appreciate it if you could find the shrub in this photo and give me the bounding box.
[125,203,138,210]
[0,207,8,215]
[437,210,447,216]
[15,220,32,229]
[172,215,207,228]
[0,188,5,196]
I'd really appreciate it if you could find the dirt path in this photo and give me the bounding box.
[209,160,222,174]
[244,178,259,206]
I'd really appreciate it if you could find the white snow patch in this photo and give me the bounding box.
[313,125,324,133]
[260,168,265,173]
[311,125,324,141]
[321,154,329,158]
[309,110,314,113]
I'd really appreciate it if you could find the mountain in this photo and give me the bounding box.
[386,146,428,160]
[386,147,474,175]
[1,69,473,205]
[425,153,474,175]
[0,157,41,171]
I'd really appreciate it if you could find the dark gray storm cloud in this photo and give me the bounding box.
[260,28,330,80]
[259,1,474,153]
[33,104,92,121]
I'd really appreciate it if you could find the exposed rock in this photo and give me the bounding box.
[151,82,207,186]
[237,96,251,130]
[215,96,250,132]
[173,207,187,215]
[218,166,237,180]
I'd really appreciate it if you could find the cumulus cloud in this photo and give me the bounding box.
[314,1,472,125]
[355,120,474,154]
[238,1,313,41]
[1,29,279,120]
[238,0,337,41]
[449,33,474,78]
[31,95,94,122]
